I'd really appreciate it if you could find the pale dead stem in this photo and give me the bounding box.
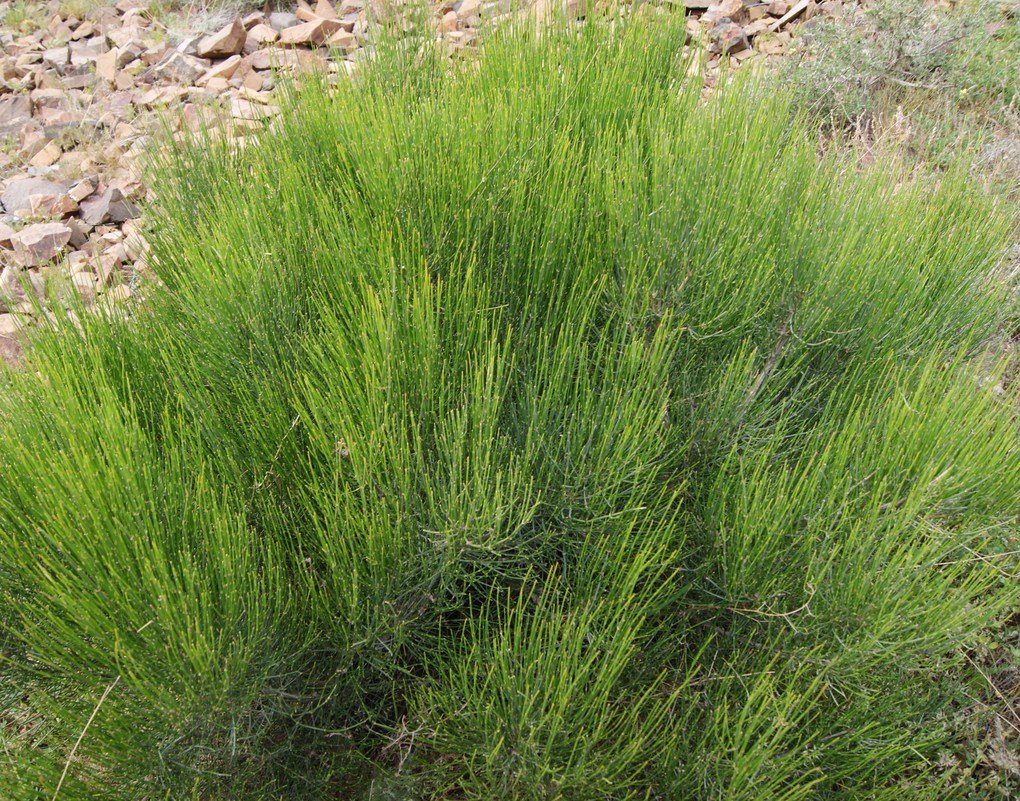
[52,676,120,801]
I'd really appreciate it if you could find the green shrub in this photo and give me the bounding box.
[1,15,1018,800]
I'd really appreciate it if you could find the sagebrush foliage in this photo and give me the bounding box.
[1,16,1018,800]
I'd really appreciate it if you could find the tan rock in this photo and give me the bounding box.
[295,0,318,21]
[743,19,770,37]
[153,50,208,84]
[0,313,22,338]
[2,179,69,215]
[71,20,95,40]
[243,70,264,90]
[704,0,744,24]
[710,18,749,53]
[96,48,120,81]
[28,192,78,218]
[247,23,279,44]
[107,27,143,50]
[29,140,63,168]
[279,18,343,46]
[141,44,168,66]
[247,49,275,70]
[0,95,32,127]
[326,29,357,52]
[97,244,126,285]
[205,76,230,92]
[10,222,72,267]
[455,0,481,22]
[230,97,279,120]
[43,46,70,70]
[68,178,97,203]
[115,69,135,91]
[115,0,147,13]
[440,10,458,31]
[0,222,15,248]
[316,0,338,17]
[197,53,242,85]
[196,18,247,59]
[71,272,98,302]
[105,284,132,303]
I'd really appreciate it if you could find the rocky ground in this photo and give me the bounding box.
[0,0,840,366]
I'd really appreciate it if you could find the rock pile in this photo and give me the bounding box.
[0,0,835,365]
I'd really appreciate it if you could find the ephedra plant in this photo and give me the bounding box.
[0,14,1018,800]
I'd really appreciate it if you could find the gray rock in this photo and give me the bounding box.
[153,50,209,84]
[1,178,69,215]
[269,11,302,31]
[79,187,140,226]
[0,95,31,127]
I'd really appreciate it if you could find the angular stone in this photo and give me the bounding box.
[247,49,275,70]
[105,284,132,303]
[1,178,68,215]
[65,217,89,247]
[96,47,120,81]
[9,222,72,266]
[196,18,247,59]
[455,0,481,22]
[43,46,70,70]
[28,192,78,217]
[316,0,338,18]
[62,73,98,90]
[243,70,264,91]
[72,20,96,40]
[711,18,750,53]
[79,187,140,226]
[0,221,15,247]
[205,76,230,92]
[71,272,98,302]
[247,23,279,44]
[107,27,144,50]
[279,18,343,46]
[295,0,318,22]
[704,0,744,24]
[116,0,147,13]
[440,10,458,31]
[141,44,168,66]
[153,50,208,84]
[197,53,242,85]
[29,140,63,168]
[68,178,97,203]
[0,95,32,127]
[327,29,357,52]
[269,11,302,31]
[70,37,107,67]
[0,313,21,338]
